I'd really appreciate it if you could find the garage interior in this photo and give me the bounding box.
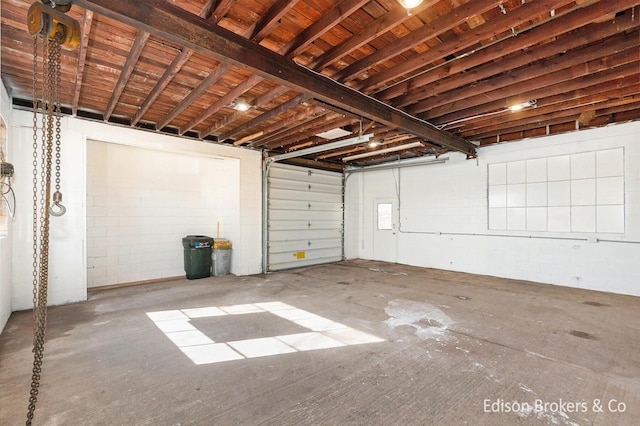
[1,0,639,424]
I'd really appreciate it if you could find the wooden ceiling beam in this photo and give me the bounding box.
[424,48,639,122]
[156,63,231,130]
[251,0,300,43]
[256,111,342,147]
[334,0,501,82]
[104,31,150,121]
[205,85,290,137]
[72,10,93,116]
[411,31,639,114]
[281,157,344,172]
[180,74,263,135]
[218,92,312,141]
[251,106,327,147]
[131,0,219,126]
[428,61,639,125]
[457,80,640,135]
[470,95,640,139]
[73,0,476,156]
[396,10,640,108]
[309,0,439,70]
[379,1,639,102]
[357,0,572,92]
[209,0,236,22]
[279,0,369,58]
[264,116,359,149]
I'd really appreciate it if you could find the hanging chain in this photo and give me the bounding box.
[26,36,58,426]
[50,38,65,217]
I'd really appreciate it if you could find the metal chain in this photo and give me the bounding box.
[54,40,61,193]
[26,36,57,426]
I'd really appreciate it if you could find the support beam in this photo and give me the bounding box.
[104,31,149,121]
[267,134,373,162]
[73,0,475,156]
[72,10,93,116]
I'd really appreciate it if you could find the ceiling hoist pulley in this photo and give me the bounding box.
[25,1,79,424]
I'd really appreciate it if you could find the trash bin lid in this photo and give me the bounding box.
[182,235,214,248]
[213,238,232,249]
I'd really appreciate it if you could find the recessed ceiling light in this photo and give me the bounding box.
[231,99,251,111]
[509,100,537,112]
[398,0,424,10]
[398,0,423,15]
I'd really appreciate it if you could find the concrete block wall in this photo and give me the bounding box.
[86,140,241,287]
[9,109,262,312]
[345,121,640,296]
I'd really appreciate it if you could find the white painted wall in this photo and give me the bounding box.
[86,140,240,287]
[0,79,13,333]
[346,121,640,296]
[10,109,262,311]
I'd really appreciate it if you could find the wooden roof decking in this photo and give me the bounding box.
[2,0,639,169]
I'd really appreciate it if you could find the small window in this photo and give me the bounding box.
[377,203,393,230]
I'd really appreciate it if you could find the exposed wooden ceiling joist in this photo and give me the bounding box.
[73,0,476,157]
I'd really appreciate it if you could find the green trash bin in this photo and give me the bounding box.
[182,235,213,279]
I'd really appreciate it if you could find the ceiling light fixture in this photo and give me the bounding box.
[342,141,423,162]
[369,141,382,148]
[231,99,251,111]
[509,100,537,112]
[398,0,424,15]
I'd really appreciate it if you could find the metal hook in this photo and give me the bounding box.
[50,202,66,217]
[49,190,66,216]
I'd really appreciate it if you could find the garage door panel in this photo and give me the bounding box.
[268,228,343,241]
[269,209,343,221]
[268,238,343,253]
[269,188,341,204]
[267,199,342,212]
[268,220,344,231]
[267,164,343,271]
[268,178,342,195]
[268,248,343,270]
[270,165,343,185]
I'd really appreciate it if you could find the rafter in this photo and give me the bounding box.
[251,0,300,43]
[428,61,639,125]
[104,31,150,121]
[72,9,93,116]
[386,1,640,104]
[217,92,313,141]
[180,74,263,135]
[425,49,639,122]
[255,111,341,147]
[470,96,640,139]
[74,0,476,156]
[459,84,640,137]
[204,85,290,137]
[333,0,501,82]
[356,0,572,92]
[308,0,439,71]
[130,0,222,126]
[156,63,231,130]
[279,0,369,58]
[251,106,327,147]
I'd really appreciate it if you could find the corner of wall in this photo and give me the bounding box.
[0,78,13,334]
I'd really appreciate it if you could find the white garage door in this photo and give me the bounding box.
[267,163,344,271]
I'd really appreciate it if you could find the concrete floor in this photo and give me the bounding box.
[1,259,639,425]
